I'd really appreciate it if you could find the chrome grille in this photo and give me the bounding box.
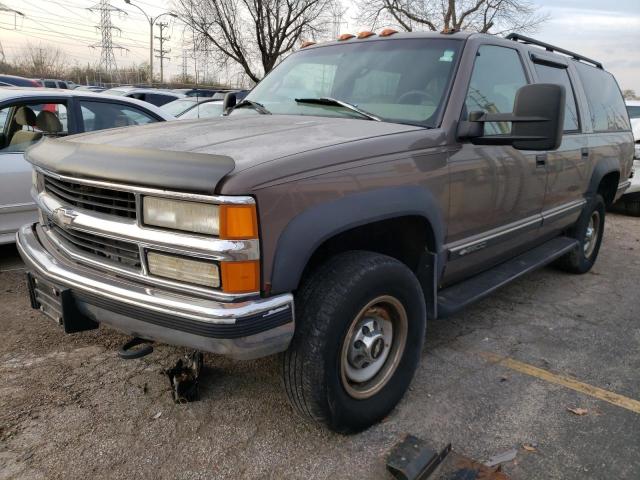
[50,224,141,269]
[44,176,137,219]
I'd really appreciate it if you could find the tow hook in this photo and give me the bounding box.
[165,351,204,403]
[118,337,154,359]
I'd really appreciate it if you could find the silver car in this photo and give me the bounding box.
[0,88,174,244]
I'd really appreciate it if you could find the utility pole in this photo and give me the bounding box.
[123,1,176,86]
[88,0,127,82]
[0,3,25,63]
[154,22,170,84]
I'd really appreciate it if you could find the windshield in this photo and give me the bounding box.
[179,101,224,119]
[239,38,461,126]
[162,98,197,116]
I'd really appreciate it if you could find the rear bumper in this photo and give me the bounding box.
[622,160,640,198]
[16,223,294,360]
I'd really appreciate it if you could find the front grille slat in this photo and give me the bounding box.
[50,224,141,269]
[44,176,137,219]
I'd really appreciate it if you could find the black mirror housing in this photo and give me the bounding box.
[222,92,237,115]
[512,83,565,150]
[459,83,566,151]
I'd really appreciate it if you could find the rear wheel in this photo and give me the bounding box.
[556,194,605,273]
[282,251,426,433]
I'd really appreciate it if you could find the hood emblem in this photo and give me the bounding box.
[52,207,78,227]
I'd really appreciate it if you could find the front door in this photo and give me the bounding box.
[444,44,547,285]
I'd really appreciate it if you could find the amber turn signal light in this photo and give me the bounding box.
[379,28,398,37]
[221,260,260,293]
[357,31,375,39]
[219,204,258,240]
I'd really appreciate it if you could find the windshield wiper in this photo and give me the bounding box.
[294,97,381,121]
[231,99,271,115]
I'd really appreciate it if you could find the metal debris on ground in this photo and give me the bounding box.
[166,351,204,403]
[386,434,451,480]
[484,448,518,467]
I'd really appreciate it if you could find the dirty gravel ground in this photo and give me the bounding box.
[1,213,639,480]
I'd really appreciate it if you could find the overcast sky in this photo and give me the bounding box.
[0,0,638,91]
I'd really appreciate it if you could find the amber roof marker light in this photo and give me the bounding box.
[300,40,316,48]
[379,28,398,37]
[338,33,355,41]
[357,31,376,39]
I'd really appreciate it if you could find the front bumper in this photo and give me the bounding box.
[16,223,294,360]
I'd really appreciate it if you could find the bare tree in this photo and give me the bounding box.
[358,0,548,35]
[174,0,336,83]
[622,89,638,101]
[17,43,67,78]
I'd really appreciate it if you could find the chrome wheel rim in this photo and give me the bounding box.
[583,210,600,258]
[340,295,408,400]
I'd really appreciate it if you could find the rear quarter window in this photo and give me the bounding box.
[575,62,630,132]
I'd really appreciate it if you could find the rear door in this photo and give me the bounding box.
[529,53,589,237]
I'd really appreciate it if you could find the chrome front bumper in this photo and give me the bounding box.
[16,223,294,360]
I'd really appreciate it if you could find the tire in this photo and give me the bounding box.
[556,194,605,274]
[282,251,426,433]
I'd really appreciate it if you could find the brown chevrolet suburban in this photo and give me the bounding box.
[17,31,633,432]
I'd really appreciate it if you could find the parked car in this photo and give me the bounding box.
[76,85,107,92]
[103,87,184,107]
[40,79,71,89]
[178,100,224,119]
[171,88,224,97]
[161,97,224,118]
[16,32,633,432]
[617,100,640,213]
[0,88,174,244]
[0,74,42,87]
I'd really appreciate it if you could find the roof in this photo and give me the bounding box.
[0,87,175,120]
[626,100,640,106]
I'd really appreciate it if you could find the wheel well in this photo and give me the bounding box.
[598,171,619,207]
[300,216,435,284]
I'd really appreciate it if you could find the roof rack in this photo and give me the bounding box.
[506,33,603,69]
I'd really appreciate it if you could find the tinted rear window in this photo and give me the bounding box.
[533,63,579,132]
[575,62,630,132]
[628,106,640,119]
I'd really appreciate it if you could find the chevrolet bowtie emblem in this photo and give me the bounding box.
[52,207,77,226]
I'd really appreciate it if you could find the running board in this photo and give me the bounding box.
[437,236,579,318]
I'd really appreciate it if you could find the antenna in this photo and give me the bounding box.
[88,0,128,83]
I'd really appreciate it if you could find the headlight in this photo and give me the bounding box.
[147,251,220,288]
[143,197,220,235]
[143,196,258,239]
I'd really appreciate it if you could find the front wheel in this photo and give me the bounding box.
[556,194,605,274]
[282,251,426,433]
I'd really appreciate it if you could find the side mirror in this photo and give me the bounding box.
[222,92,237,115]
[458,83,565,151]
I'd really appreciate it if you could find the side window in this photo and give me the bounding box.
[79,101,158,132]
[575,62,630,132]
[533,62,580,132]
[465,45,528,135]
[44,81,56,88]
[626,106,640,120]
[0,102,68,152]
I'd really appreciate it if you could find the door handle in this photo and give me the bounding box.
[536,154,547,167]
[581,147,589,159]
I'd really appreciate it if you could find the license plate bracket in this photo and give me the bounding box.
[27,273,99,333]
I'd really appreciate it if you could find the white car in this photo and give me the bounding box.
[621,100,640,213]
[0,88,175,244]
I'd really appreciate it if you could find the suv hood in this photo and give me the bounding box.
[26,115,421,194]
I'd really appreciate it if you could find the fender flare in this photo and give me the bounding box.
[269,186,446,295]
[586,156,620,198]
